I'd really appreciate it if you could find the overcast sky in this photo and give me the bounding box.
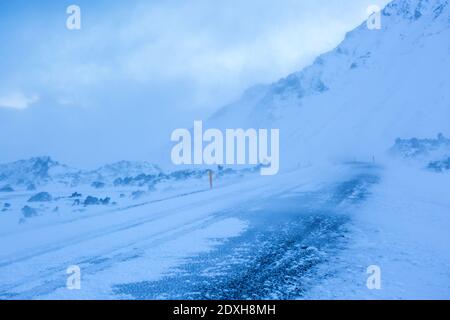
[0,0,390,167]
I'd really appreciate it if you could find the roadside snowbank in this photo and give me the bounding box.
[306,162,450,299]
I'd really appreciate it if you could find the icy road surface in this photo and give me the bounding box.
[0,163,379,299]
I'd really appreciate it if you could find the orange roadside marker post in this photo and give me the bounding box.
[208,170,213,189]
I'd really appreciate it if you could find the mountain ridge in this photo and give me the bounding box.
[207,0,450,169]
[0,156,162,187]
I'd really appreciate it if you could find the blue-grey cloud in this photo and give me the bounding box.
[0,0,390,167]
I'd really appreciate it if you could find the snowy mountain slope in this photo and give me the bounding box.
[208,0,450,169]
[0,156,256,192]
[390,133,450,159]
[91,161,161,181]
[0,157,161,188]
[0,157,79,187]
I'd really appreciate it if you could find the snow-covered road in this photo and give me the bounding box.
[0,162,380,299]
[114,169,379,299]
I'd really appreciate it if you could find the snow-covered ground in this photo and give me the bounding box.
[0,161,366,299]
[1,157,448,299]
[307,163,450,299]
